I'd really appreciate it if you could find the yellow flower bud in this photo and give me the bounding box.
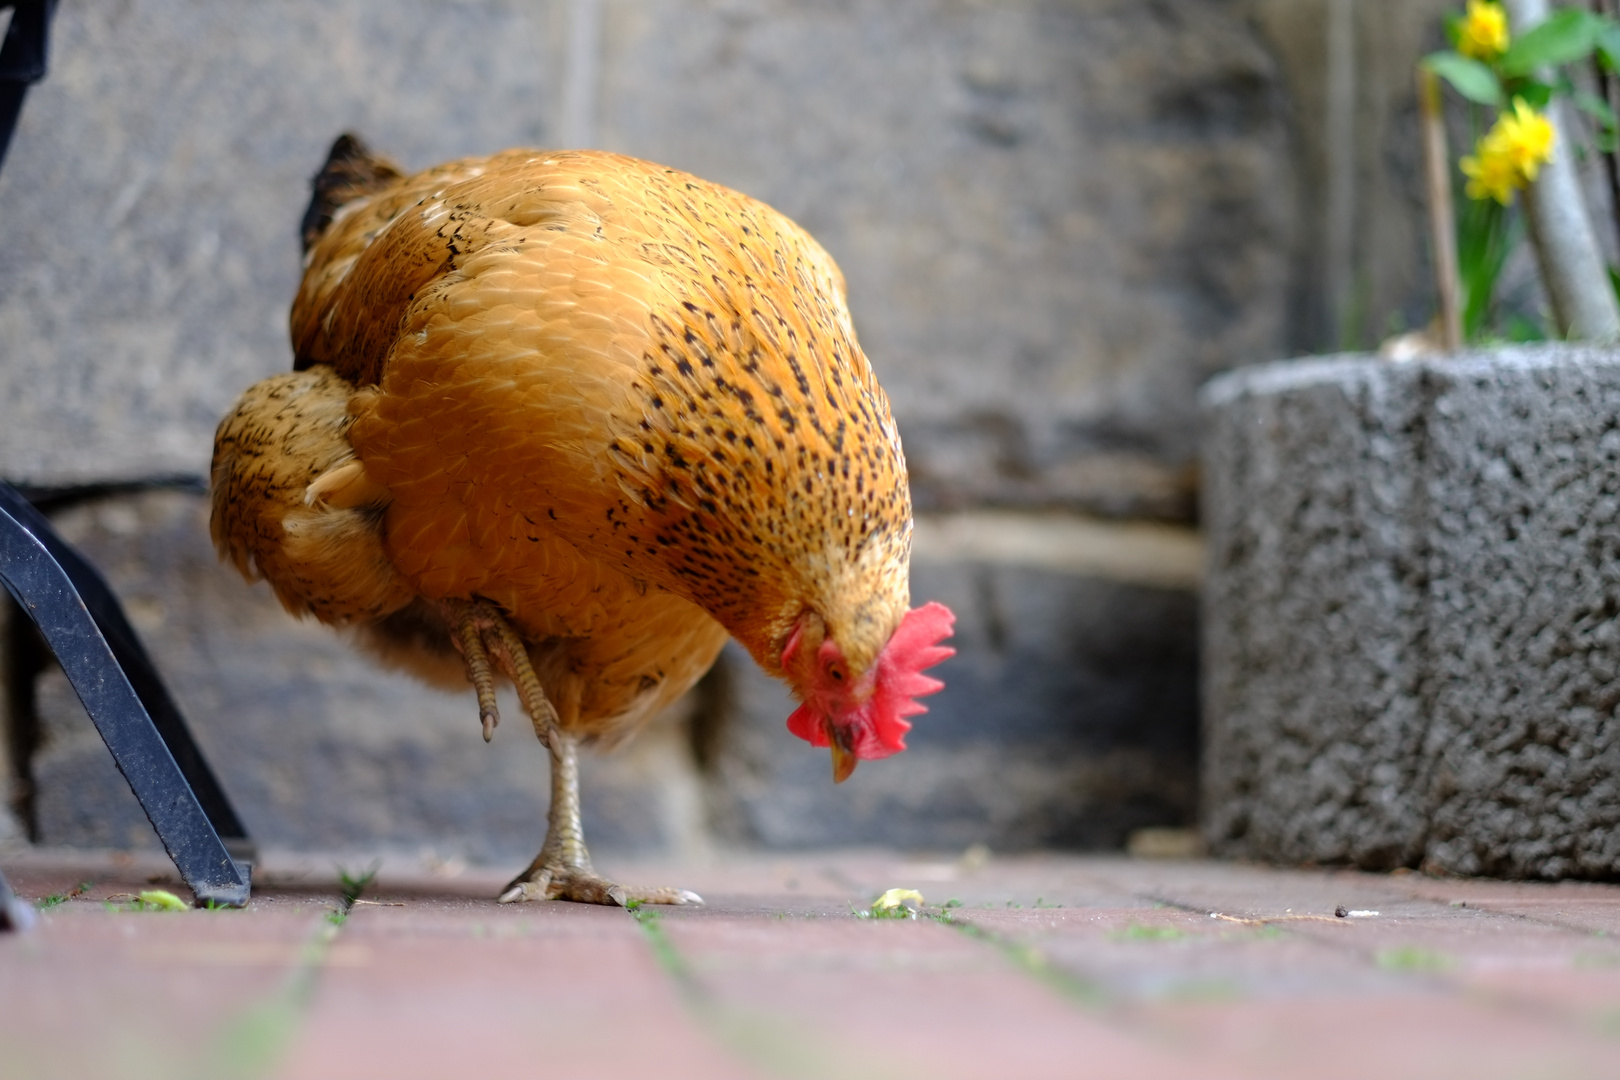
[1457,0,1510,62]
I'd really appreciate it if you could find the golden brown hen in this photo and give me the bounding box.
[211,135,955,905]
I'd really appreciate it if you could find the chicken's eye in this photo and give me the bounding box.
[824,660,846,683]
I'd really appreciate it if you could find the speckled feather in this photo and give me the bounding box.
[215,147,915,743]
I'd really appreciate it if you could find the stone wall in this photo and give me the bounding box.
[0,0,1452,861]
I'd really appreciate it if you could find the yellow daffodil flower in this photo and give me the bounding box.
[1492,98,1555,181]
[1457,0,1510,62]
[1461,98,1556,204]
[1461,145,1520,204]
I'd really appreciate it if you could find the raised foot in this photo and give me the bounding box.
[496,867,702,907]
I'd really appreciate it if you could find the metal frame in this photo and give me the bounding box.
[1,483,253,908]
[0,0,55,172]
[0,0,255,919]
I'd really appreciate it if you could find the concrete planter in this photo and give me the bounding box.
[1201,345,1620,879]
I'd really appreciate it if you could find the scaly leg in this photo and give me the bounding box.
[444,599,701,907]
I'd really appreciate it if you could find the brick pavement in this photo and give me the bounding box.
[2,848,1618,1079]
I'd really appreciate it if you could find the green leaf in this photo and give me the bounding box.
[1597,22,1620,71]
[1573,89,1618,129]
[1455,193,1519,343]
[1499,9,1601,77]
[1505,313,1549,342]
[1423,52,1504,105]
[1514,80,1555,110]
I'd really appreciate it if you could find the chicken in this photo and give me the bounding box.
[210,135,956,906]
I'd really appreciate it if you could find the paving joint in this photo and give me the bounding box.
[930,909,1111,1008]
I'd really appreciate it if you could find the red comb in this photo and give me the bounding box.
[856,601,956,759]
[784,602,956,758]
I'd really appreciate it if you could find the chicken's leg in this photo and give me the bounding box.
[445,599,701,907]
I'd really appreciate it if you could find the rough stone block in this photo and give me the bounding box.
[1202,345,1620,878]
[0,0,1296,522]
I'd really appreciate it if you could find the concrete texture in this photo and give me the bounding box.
[6,849,1620,1080]
[0,0,1303,521]
[707,560,1200,852]
[1202,345,1620,879]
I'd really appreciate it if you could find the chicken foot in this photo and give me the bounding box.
[495,728,700,907]
[448,598,556,746]
[445,599,701,908]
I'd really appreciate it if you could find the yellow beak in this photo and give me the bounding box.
[829,726,858,784]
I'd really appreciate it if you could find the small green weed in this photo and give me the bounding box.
[325,859,381,926]
[1111,923,1184,942]
[337,861,380,907]
[40,880,93,908]
[933,911,1108,1007]
[628,902,692,986]
[1376,946,1453,972]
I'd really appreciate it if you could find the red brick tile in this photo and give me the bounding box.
[1143,995,1618,1080]
[1463,968,1620,1032]
[9,850,1620,1080]
[1088,859,1420,918]
[950,906,1399,1000]
[272,899,762,1080]
[0,900,328,1077]
[659,911,1251,1080]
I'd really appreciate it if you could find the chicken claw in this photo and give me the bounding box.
[497,869,702,907]
[450,603,503,742]
[500,718,703,906]
[446,598,560,747]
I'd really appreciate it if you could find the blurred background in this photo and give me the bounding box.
[0,0,1456,865]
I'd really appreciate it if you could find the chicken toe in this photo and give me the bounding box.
[497,867,701,907]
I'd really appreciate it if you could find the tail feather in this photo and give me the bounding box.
[299,133,403,252]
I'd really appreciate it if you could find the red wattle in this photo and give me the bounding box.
[785,702,826,746]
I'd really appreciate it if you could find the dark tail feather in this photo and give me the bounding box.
[299,133,403,252]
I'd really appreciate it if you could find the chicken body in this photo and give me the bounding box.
[212,138,949,904]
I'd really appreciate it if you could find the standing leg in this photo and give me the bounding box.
[444,599,700,907]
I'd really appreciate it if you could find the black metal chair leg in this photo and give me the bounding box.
[0,1,59,174]
[0,863,34,931]
[0,484,251,908]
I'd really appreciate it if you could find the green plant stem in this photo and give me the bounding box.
[1507,0,1620,339]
